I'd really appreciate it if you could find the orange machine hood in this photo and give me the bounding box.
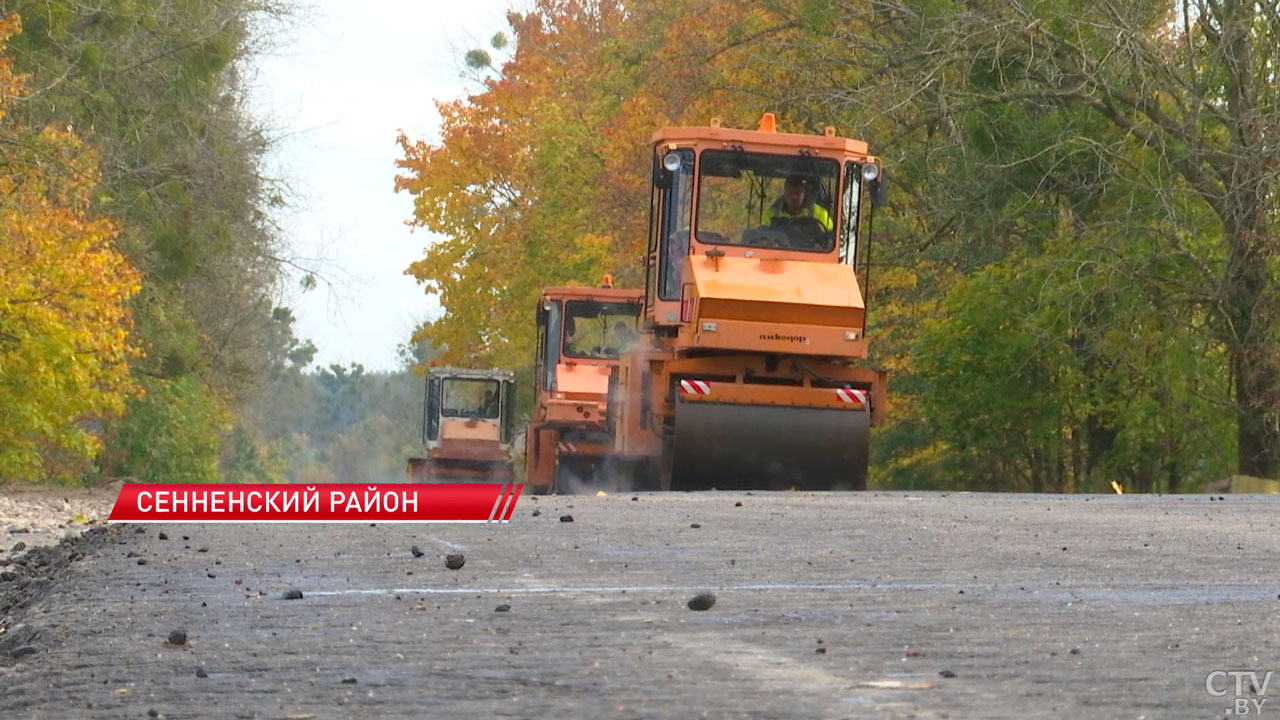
[689,255,865,325]
[555,363,611,396]
[439,417,501,442]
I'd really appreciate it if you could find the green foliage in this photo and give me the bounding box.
[0,16,141,483]
[238,362,436,484]
[219,426,289,483]
[109,377,228,484]
[798,0,835,31]
[465,48,491,69]
[4,0,303,482]
[914,238,1234,492]
[399,0,1263,490]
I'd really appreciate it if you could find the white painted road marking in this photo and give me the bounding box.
[424,536,467,551]
[306,581,971,597]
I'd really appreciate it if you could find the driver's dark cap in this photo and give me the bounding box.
[784,174,811,188]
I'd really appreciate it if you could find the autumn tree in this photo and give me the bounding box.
[394,0,937,479]
[395,2,633,369]
[819,0,1279,478]
[395,2,833,365]
[6,0,310,481]
[0,14,140,481]
[398,0,1265,488]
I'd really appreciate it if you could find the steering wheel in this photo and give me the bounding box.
[783,217,828,249]
[766,216,826,249]
[742,226,790,248]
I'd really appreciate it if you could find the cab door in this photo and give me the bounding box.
[537,300,562,392]
[424,373,441,445]
[644,165,661,327]
[648,147,693,327]
[499,378,515,445]
[839,160,862,272]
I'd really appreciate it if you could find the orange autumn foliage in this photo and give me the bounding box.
[395,1,838,369]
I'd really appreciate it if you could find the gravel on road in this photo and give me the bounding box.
[0,492,1276,719]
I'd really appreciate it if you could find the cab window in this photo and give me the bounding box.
[563,300,641,359]
[695,150,839,252]
[658,149,694,301]
[839,161,862,266]
[440,378,501,419]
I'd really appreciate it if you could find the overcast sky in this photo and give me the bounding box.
[250,1,519,371]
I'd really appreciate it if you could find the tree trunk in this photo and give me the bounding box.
[1224,224,1280,478]
[1232,349,1280,477]
[1218,0,1279,477]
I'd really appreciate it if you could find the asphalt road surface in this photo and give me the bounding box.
[1,492,1278,719]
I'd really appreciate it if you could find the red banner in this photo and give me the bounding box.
[107,483,524,523]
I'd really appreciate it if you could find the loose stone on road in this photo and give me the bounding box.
[0,492,1277,719]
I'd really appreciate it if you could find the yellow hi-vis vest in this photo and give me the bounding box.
[763,199,833,231]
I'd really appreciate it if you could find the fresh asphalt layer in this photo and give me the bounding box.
[1,492,1277,719]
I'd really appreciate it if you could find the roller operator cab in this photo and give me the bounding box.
[526,281,643,493]
[614,113,889,490]
[407,367,516,483]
